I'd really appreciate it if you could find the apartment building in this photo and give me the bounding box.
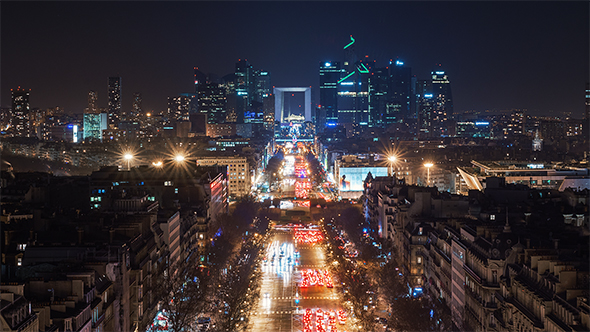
[196,156,250,198]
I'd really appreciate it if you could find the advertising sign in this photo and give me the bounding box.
[339,167,388,191]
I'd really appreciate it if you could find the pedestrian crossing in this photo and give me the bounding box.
[252,311,294,315]
[266,296,339,300]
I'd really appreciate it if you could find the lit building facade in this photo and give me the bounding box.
[319,61,342,126]
[455,121,493,138]
[389,60,413,122]
[11,87,31,136]
[254,70,271,103]
[88,90,98,113]
[167,95,193,121]
[368,67,390,127]
[585,82,590,120]
[337,58,371,126]
[83,112,108,141]
[418,93,436,138]
[131,92,142,120]
[195,156,250,198]
[457,160,589,191]
[431,70,453,136]
[263,94,275,131]
[197,81,226,124]
[107,77,121,128]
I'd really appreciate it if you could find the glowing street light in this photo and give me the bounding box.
[387,155,397,177]
[174,155,185,162]
[124,153,133,170]
[152,160,163,167]
[424,162,434,186]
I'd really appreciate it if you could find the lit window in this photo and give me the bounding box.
[417,256,422,264]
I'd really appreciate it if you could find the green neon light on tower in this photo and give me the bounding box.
[343,35,355,50]
[358,63,369,74]
[338,72,355,83]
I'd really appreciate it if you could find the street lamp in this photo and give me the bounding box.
[424,162,434,186]
[174,154,185,162]
[124,153,133,170]
[387,155,397,177]
[152,160,163,168]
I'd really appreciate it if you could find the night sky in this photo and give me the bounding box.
[2,1,588,117]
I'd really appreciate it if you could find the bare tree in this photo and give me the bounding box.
[146,249,210,332]
[210,240,263,332]
[379,259,436,331]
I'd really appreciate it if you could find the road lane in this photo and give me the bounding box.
[249,226,353,332]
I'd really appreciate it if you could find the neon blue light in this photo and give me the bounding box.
[475,121,489,126]
[358,63,369,74]
[344,35,355,49]
[424,94,433,98]
[396,60,404,66]
[435,71,445,75]
[325,62,331,67]
[338,71,355,83]
[340,82,353,85]
[363,228,368,233]
[326,123,337,127]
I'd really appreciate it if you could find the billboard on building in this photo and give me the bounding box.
[339,167,388,191]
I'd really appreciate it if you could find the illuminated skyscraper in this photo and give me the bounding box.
[263,94,275,131]
[254,70,271,103]
[11,87,30,136]
[198,82,226,124]
[194,67,207,94]
[337,36,371,127]
[88,90,98,113]
[131,92,142,119]
[167,95,193,121]
[195,69,227,124]
[319,61,342,126]
[235,59,253,122]
[431,70,453,136]
[108,77,121,128]
[585,82,589,120]
[389,60,413,121]
[368,67,389,127]
[417,93,436,138]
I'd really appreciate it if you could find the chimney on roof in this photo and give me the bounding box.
[77,227,84,245]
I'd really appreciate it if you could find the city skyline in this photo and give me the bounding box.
[1,1,588,117]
